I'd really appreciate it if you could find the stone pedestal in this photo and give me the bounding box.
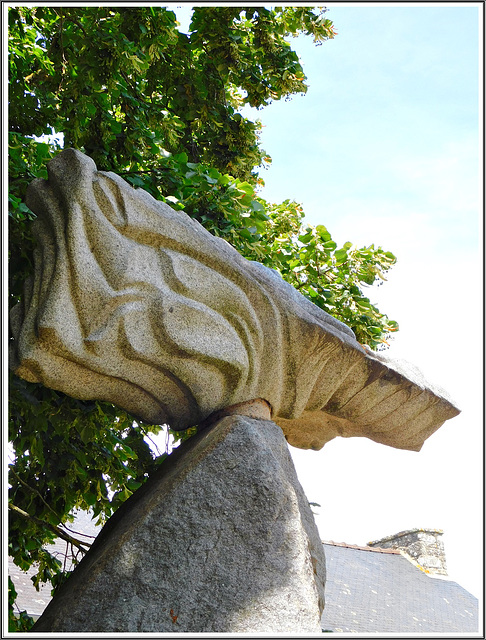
[32,416,326,633]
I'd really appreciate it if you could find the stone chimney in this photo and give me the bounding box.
[368,528,447,576]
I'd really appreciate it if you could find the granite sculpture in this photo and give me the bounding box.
[10,149,460,451]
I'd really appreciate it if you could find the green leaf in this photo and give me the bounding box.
[316,225,331,241]
[250,200,265,212]
[84,491,97,506]
[7,8,399,620]
[127,479,143,491]
[298,232,313,243]
[334,248,348,264]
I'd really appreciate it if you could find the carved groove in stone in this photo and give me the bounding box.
[9,149,460,450]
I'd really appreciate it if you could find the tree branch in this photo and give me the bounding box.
[8,503,91,552]
[9,468,60,520]
[117,168,171,175]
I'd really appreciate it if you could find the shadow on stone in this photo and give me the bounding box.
[32,416,326,633]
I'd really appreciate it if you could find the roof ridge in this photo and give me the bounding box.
[322,540,401,554]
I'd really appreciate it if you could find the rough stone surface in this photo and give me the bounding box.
[369,528,448,576]
[10,148,460,451]
[31,415,326,633]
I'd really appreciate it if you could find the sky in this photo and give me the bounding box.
[176,2,483,600]
[5,0,482,612]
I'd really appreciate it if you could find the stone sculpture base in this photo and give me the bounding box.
[32,416,326,633]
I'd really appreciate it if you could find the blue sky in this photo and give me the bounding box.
[176,2,483,599]
[234,3,482,600]
[249,5,479,254]
[11,0,480,604]
[171,2,483,599]
[9,1,480,604]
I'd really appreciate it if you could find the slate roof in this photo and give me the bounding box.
[10,516,479,633]
[10,561,52,619]
[9,510,100,620]
[320,541,479,634]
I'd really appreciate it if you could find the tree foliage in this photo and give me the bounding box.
[8,6,398,629]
